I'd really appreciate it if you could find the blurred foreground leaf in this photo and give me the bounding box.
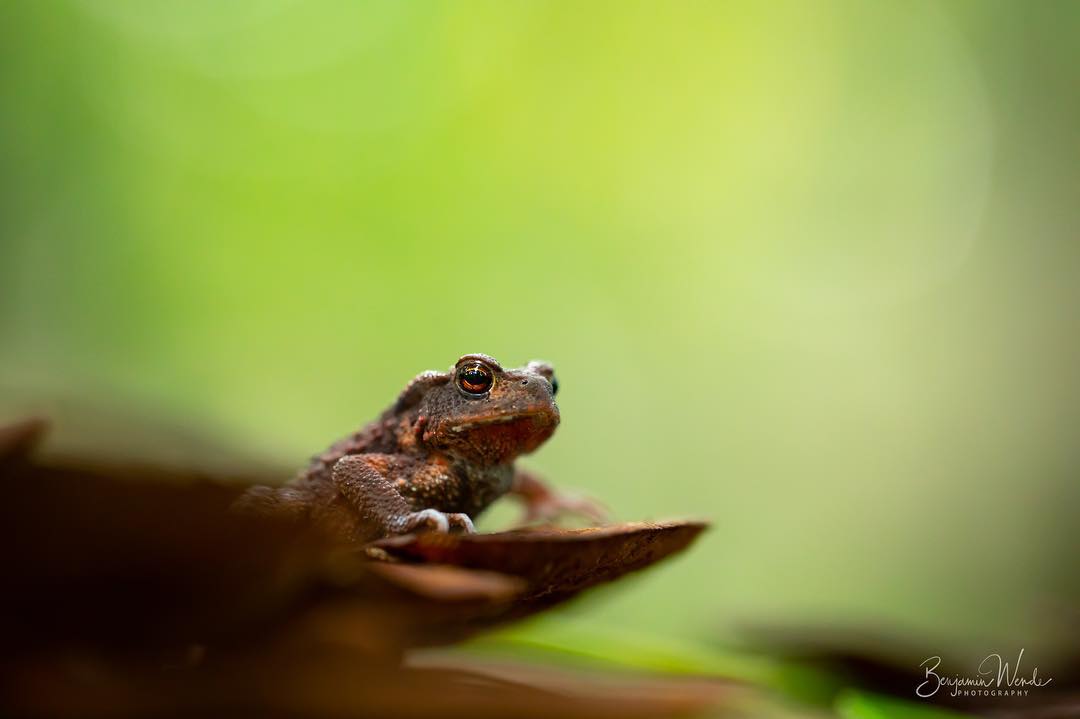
[0,417,723,717]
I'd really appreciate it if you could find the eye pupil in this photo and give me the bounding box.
[458,363,493,395]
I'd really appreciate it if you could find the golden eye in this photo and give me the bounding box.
[457,362,494,395]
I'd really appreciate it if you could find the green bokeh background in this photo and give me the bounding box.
[2,0,1078,661]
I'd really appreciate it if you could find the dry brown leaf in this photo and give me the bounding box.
[374,521,708,599]
[2,418,707,656]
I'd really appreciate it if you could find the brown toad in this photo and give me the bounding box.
[236,354,603,543]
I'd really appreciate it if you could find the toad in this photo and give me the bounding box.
[236,354,603,543]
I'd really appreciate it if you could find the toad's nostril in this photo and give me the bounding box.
[521,379,528,386]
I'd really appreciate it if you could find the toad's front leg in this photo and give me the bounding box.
[331,454,475,542]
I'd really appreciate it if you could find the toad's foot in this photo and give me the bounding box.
[511,469,608,526]
[393,508,475,535]
[523,490,608,525]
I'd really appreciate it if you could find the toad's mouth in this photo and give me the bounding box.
[447,408,558,434]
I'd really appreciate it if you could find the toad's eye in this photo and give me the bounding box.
[550,376,559,396]
[457,362,494,395]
